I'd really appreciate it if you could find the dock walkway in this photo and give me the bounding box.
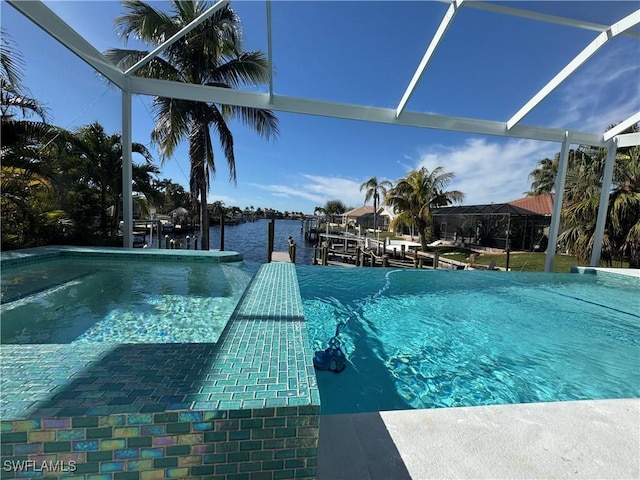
[271,251,292,263]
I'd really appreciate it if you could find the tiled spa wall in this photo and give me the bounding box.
[1,406,319,479]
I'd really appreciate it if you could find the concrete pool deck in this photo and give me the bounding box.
[318,398,640,479]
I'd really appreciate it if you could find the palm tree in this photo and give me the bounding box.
[1,29,59,249]
[527,156,558,195]
[1,28,52,173]
[210,200,226,222]
[557,124,640,266]
[1,29,48,124]
[67,122,155,234]
[106,1,278,249]
[360,176,392,231]
[386,166,464,251]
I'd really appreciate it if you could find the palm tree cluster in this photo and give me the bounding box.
[1,30,175,249]
[527,124,640,267]
[357,168,464,251]
[385,167,464,250]
[106,0,278,249]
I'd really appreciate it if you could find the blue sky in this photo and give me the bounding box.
[3,1,639,214]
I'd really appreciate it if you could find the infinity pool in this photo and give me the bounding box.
[298,267,640,414]
[1,257,256,343]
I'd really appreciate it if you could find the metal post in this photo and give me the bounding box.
[165,235,170,249]
[186,235,190,250]
[590,139,617,266]
[219,214,225,251]
[267,219,274,263]
[545,131,571,272]
[194,237,198,250]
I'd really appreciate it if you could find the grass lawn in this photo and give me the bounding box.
[440,250,631,272]
[442,251,578,272]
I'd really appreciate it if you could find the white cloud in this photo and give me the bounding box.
[250,175,366,209]
[206,193,237,205]
[412,138,559,205]
[248,137,562,211]
[550,41,640,133]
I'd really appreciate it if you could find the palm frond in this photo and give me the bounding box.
[151,97,192,158]
[226,104,279,140]
[209,52,271,87]
[115,0,176,45]
[206,104,236,183]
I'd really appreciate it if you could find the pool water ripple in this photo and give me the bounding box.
[298,267,639,414]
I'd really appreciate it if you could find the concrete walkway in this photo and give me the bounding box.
[318,399,639,479]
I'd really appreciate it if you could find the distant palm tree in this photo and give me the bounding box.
[106,0,278,249]
[360,176,392,231]
[386,166,464,250]
[527,156,558,195]
[527,149,593,196]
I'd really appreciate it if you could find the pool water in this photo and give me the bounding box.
[1,258,257,344]
[297,267,640,414]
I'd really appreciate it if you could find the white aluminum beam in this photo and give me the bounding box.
[590,140,618,266]
[122,86,133,248]
[507,10,640,130]
[126,0,229,75]
[545,131,571,272]
[127,76,606,146]
[604,112,640,141]
[616,132,640,148]
[396,0,465,117]
[457,1,640,40]
[266,0,274,104]
[7,0,126,88]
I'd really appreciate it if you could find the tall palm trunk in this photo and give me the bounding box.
[373,192,378,232]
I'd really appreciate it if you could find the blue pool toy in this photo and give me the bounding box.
[313,334,346,373]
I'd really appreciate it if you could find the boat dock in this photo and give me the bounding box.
[313,233,468,269]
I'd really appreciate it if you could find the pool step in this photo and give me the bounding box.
[1,271,96,305]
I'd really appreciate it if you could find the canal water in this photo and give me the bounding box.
[148,218,317,265]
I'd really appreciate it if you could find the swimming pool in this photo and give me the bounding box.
[1,255,257,343]
[298,267,640,415]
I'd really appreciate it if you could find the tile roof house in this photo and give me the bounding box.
[508,193,554,215]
